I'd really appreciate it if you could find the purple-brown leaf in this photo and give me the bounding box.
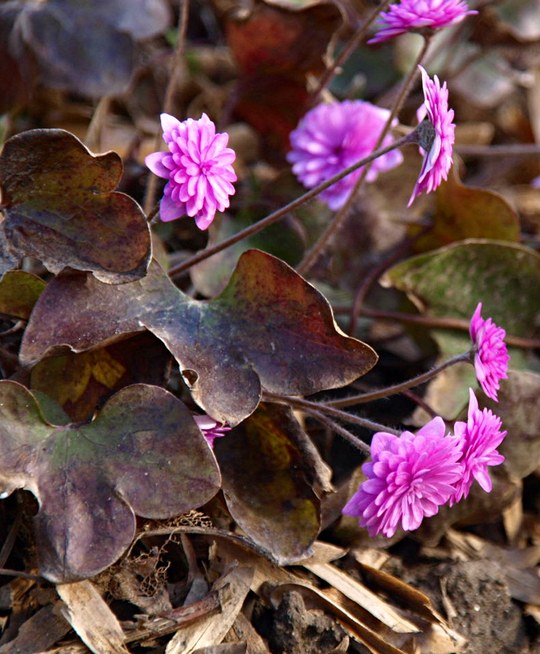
[21,250,378,425]
[0,382,221,582]
[0,129,151,283]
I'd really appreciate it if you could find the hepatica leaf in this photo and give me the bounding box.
[21,250,378,425]
[0,129,151,283]
[215,403,321,564]
[0,381,221,582]
[382,240,540,337]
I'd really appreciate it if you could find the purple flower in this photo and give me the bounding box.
[287,101,403,211]
[343,417,463,538]
[194,415,231,448]
[449,389,506,505]
[469,302,509,401]
[408,67,455,206]
[368,0,477,44]
[145,113,237,230]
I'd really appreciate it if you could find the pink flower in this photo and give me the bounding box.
[194,415,231,448]
[408,67,455,206]
[343,417,463,538]
[287,101,403,211]
[469,302,509,401]
[368,0,477,44]
[449,389,506,505]
[145,113,237,230]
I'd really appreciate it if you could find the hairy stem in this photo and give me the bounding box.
[168,133,413,278]
[311,0,393,103]
[297,35,432,277]
[304,409,371,455]
[324,352,471,408]
[263,391,401,436]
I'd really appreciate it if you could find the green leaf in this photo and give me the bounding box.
[0,129,151,283]
[382,239,540,337]
[215,403,321,563]
[0,271,46,319]
[0,382,221,582]
[21,250,378,426]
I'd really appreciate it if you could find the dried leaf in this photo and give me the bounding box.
[412,166,520,253]
[165,566,254,654]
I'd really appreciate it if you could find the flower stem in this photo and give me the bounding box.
[303,409,372,455]
[296,34,432,277]
[167,132,414,279]
[311,0,394,103]
[263,391,401,437]
[324,352,471,408]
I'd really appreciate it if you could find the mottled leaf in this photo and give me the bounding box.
[0,271,46,319]
[0,381,221,582]
[381,240,540,337]
[412,166,520,253]
[190,212,305,297]
[21,250,378,425]
[215,403,321,563]
[0,129,151,283]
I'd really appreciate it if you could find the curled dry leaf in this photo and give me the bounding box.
[21,250,378,426]
[0,129,151,284]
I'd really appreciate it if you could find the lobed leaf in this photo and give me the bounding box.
[0,382,221,582]
[21,250,378,425]
[0,129,151,283]
[382,239,540,337]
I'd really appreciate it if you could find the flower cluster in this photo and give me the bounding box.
[287,100,403,210]
[343,391,507,537]
[145,113,237,230]
[344,304,509,538]
[408,66,455,206]
[368,0,477,44]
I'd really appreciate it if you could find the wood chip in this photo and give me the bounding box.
[56,580,128,654]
